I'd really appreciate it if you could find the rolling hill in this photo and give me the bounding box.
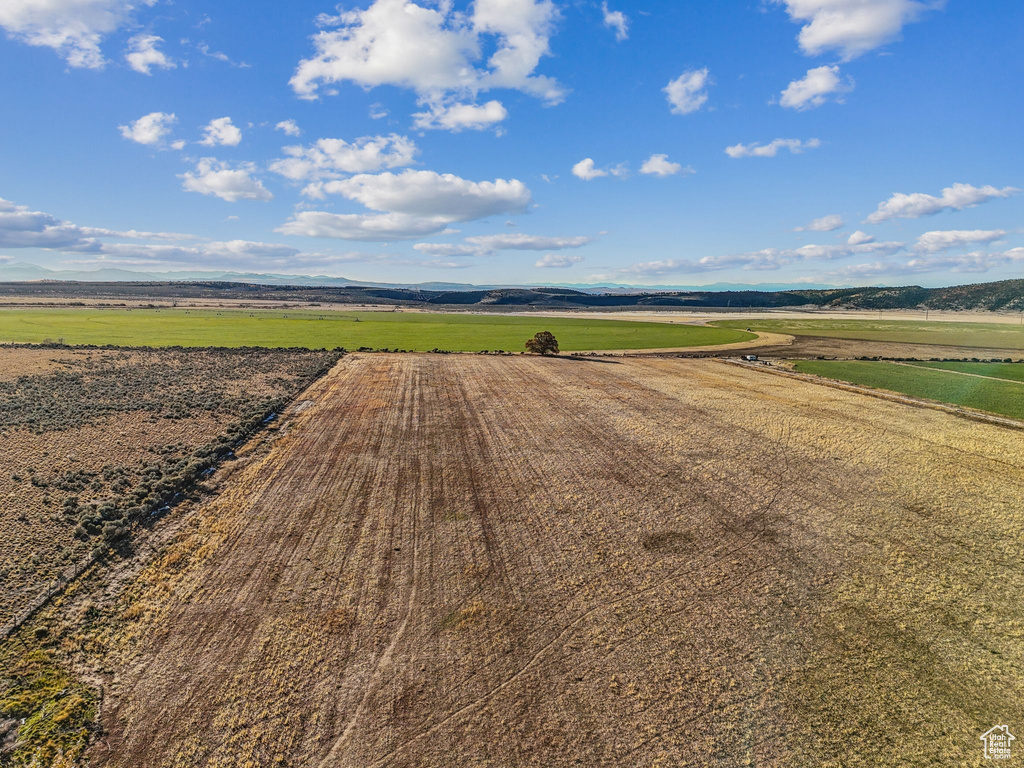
[1,277,1022,311]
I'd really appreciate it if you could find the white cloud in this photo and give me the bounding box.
[913,229,1006,253]
[206,241,310,264]
[124,34,174,75]
[473,0,562,99]
[194,41,248,68]
[291,0,474,99]
[780,65,852,110]
[664,68,710,115]
[866,183,1019,223]
[270,134,418,182]
[68,246,407,274]
[280,169,531,242]
[199,117,243,147]
[419,259,474,269]
[725,138,821,158]
[412,100,508,131]
[640,154,692,177]
[616,239,904,276]
[572,158,627,181]
[0,197,94,249]
[0,196,191,251]
[313,169,532,221]
[275,119,301,137]
[276,211,452,241]
[71,240,409,271]
[536,252,583,268]
[847,230,874,245]
[0,196,404,272]
[835,248,1024,279]
[180,158,272,202]
[102,240,301,264]
[118,111,177,146]
[772,0,941,61]
[791,241,904,260]
[601,2,628,41]
[412,243,488,257]
[77,226,193,241]
[0,0,146,69]
[289,0,563,127]
[572,158,605,180]
[196,42,228,62]
[411,233,590,257]
[465,233,591,251]
[796,213,843,232]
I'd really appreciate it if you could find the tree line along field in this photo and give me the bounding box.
[0,308,753,352]
[3,354,1023,767]
[792,360,1024,420]
[713,317,1024,349]
[0,345,341,632]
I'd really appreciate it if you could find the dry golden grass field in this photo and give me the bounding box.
[8,353,1016,767]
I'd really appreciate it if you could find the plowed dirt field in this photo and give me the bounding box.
[90,355,1024,767]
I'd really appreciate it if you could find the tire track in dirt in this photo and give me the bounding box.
[90,354,1024,768]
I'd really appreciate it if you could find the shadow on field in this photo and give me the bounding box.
[558,355,622,365]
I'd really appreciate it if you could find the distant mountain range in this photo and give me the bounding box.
[2,267,1023,311]
[0,261,844,293]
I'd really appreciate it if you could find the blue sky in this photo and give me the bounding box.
[0,0,1021,287]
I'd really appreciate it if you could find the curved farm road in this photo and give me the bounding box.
[91,354,1024,768]
[583,330,793,355]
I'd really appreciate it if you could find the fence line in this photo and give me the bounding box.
[1,551,99,640]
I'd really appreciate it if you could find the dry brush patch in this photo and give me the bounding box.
[8,355,1024,767]
[0,344,342,764]
[0,345,341,629]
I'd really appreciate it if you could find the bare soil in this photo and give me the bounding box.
[752,335,1024,360]
[584,330,794,356]
[85,355,1024,767]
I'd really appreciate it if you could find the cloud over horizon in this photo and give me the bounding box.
[866,183,1019,223]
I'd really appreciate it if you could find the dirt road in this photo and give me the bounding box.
[92,355,1024,767]
[584,330,793,355]
[751,334,1024,360]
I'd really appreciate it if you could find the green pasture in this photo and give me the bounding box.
[792,360,1024,420]
[713,318,1024,350]
[905,360,1024,382]
[0,309,754,352]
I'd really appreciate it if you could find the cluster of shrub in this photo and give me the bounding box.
[0,346,340,433]
[87,362,339,554]
[68,401,276,554]
[3,345,342,556]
